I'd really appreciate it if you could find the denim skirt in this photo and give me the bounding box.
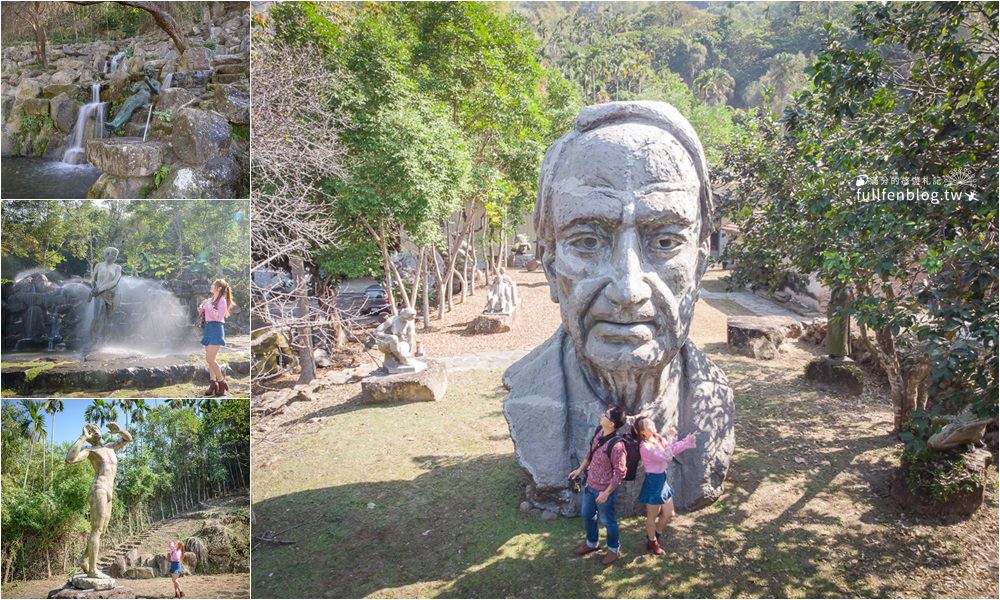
[638,471,674,505]
[201,321,226,346]
[169,560,183,574]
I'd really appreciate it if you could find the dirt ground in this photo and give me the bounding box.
[1,573,249,599]
[250,268,999,598]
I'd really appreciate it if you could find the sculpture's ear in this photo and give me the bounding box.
[695,233,710,289]
[539,240,560,303]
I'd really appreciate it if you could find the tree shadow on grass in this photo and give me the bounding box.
[251,427,967,598]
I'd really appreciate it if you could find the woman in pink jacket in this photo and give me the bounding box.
[635,416,696,556]
[197,278,234,397]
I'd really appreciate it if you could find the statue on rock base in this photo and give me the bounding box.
[373,308,426,374]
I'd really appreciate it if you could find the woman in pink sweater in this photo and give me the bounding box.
[197,278,234,397]
[635,416,696,556]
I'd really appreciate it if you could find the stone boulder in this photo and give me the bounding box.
[108,556,127,579]
[15,79,42,100]
[21,97,50,116]
[726,315,802,360]
[155,87,195,114]
[468,311,518,334]
[124,566,155,579]
[928,408,994,451]
[214,84,249,125]
[182,551,198,574]
[150,155,241,199]
[180,47,212,71]
[43,83,77,98]
[85,139,165,177]
[51,70,76,86]
[168,70,211,90]
[171,108,231,166]
[804,356,864,396]
[361,359,448,403]
[49,93,79,133]
[86,173,155,199]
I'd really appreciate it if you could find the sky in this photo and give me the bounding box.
[3,399,170,446]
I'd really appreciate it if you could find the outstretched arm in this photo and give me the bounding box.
[66,431,92,464]
[107,423,132,452]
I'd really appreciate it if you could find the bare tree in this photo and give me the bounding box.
[8,2,53,69]
[251,30,348,385]
[66,1,188,53]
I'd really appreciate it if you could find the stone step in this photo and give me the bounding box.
[214,63,247,75]
[211,73,247,84]
[212,53,244,65]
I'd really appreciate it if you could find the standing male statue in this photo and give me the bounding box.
[66,423,132,583]
[373,308,425,374]
[503,102,735,515]
[84,247,123,357]
[486,267,519,314]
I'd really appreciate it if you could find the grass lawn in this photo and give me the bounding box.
[251,361,998,598]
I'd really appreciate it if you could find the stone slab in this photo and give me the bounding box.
[85,139,165,177]
[71,575,116,590]
[468,311,518,334]
[48,585,135,599]
[361,359,447,403]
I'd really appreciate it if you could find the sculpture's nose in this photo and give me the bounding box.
[605,229,652,309]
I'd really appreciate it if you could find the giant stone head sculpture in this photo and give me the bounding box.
[503,102,734,516]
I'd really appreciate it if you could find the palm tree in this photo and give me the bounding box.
[693,68,735,106]
[20,400,47,488]
[129,399,150,452]
[44,399,63,489]
[84,399,118,428]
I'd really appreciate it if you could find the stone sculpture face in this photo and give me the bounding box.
[541,121,707,375]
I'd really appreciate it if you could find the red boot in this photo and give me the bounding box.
[646,537,665,556]
[214,380,229,397]
[203,380,217,397]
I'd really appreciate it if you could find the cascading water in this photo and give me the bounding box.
[77,276,196,355]
[62,82,106,165]
[108,49,127,73]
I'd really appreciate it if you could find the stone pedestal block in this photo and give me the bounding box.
[362,359,447,403]
[468,311,518,334]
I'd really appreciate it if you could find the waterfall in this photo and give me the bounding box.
[162,72,173,89]
[109,49,127,73]
[62,82,106,165]
[142,104,153,142]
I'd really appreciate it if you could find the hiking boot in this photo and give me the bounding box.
[646,538,665,556]
[573,542,600,556]
[602,550,620,565]
[203,380,217,397]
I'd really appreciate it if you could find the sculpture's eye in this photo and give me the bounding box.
[650,235,683,254]
[571,235,604,253]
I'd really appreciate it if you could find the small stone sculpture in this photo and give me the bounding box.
[84,247,123,356]
[485,267,519,315]
[513,233,532,255]
[503,101,735,515]
[66,422,132,587]
[373,308,426,374]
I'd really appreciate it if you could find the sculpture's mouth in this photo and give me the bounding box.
[590,320,657,343]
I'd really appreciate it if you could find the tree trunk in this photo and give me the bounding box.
[290,256,315,384]
[31,10,48,70]
[469,228,477,296]
[422,257,430,329]
[432,246,446,320]
[68,2,189,53]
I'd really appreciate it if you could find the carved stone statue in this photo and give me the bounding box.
[66,423,132,587]
[826,286,851,359]
[373,308,425,374]
[107,65,161,130]
[503,102,734,515]
[513,234,532,255]
[83,247,123,356]
[485,267,519,314]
